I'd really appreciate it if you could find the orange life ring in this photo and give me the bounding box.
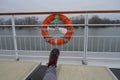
[41,14,73,46]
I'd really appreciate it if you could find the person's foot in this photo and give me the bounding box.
[48,48,60,67]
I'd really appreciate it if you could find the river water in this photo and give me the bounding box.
[0,27,120,52]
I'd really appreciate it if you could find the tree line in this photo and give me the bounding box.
[71,15,120,24]
[0,16,40,25]
[0,15,120,28]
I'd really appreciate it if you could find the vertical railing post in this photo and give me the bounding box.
[11,15,19,61]
[82,13,88,65]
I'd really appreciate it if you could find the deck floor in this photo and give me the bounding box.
[57,64,117,80]
[0,61,118,80]
[0,61,38,80]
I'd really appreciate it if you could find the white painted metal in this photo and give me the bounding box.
[1,24,120,27]
[11,15,19,60]
[0,37,2,50]
[83,14,88,65]
[0,13,120,68]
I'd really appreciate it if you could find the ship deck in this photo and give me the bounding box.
[0,61,119,80]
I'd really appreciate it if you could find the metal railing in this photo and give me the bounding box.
[0,10,120,66]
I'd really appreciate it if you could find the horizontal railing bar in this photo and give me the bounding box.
[0,50,120,54]
[19,55,48,58]
[0,35,13,37]
[0,49,111,52]
[0,50,119,54]
[0,10,120,15]
[88,52,120,54]
[0,35,83,37]
[88,57,120,60]
[89,35,120,37]
[15,35,84,37]
[0,24,120,27]
[0,55,15,57]
[0,25,12,27]
[88,24,120,26]
[18,55,83,59]
[0,50,15,51]
[0,55,120,60]
[0,35,120,38]
[0,55,82,59]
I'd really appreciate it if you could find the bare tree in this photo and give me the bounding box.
[15,16,39,25]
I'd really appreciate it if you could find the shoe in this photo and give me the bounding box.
[48,48,60,67]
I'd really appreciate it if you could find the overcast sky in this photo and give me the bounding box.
[0,0,120,12]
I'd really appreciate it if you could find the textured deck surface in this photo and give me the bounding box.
[0,61,37,80]
[0,61,118,80]
[57,64,116,80]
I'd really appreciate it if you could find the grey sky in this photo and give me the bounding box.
[0,0,120,12]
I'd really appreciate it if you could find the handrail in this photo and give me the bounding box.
[0,10,120,65]
[1,24,120,27]
[0,10,120,15]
